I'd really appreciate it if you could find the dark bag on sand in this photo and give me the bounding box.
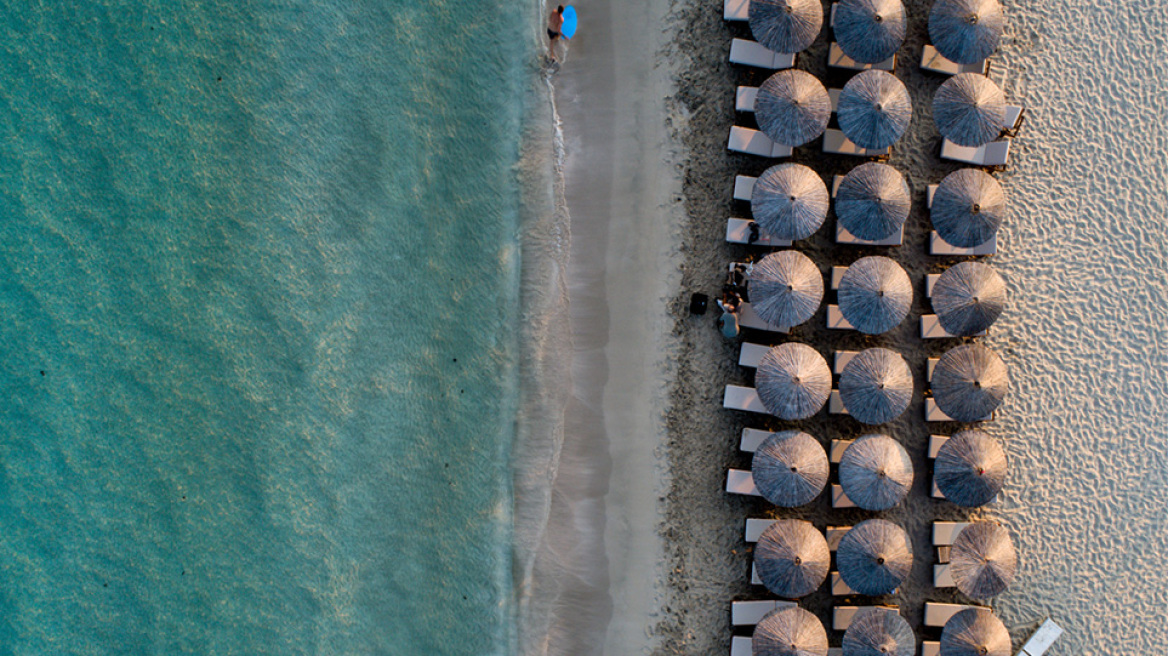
[689,293,708,315]
[747,221,760,244]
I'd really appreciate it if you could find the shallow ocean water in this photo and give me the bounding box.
[984,0,1168,652]
[0,1,534,653]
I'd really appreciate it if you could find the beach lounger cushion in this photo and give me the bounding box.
[729,126,794,158]
[829,42,896,72]
[920,44,988,76]
[940,139,1011,167]
[729,39,796,70]
[929,231,997,255]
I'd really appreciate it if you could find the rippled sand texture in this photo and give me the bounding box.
[986,0,1168,653]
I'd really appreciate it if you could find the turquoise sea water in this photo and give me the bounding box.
[0,1,534,653]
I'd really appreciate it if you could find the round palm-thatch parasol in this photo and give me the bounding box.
[752,430,830,507]
[753,606,830,656]
[748,251,825,328]
[931,168,1006,248]
[756,343,832,420]
[754,520,831,598]
[752,163,830,241]
[837,519,913,595]
[939,608,1011,656]
[951,522,1017,598]
[838,70,913,150]
[932,261,1007,336]
[839,434,913,511]
[756,69,832,147]
[835,163,911,241]
[841,608,916,656]
[928,0,1004,65]
[750,0,824,54]
[839,348,913,424]
[933,73,1006,147]
[834,0,906,64]
[837,256,912,335]
[935,430,1007,507]
[931,344,1009,421]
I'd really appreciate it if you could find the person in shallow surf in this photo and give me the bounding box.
[547,6,568,61]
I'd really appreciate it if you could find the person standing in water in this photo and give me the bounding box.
[547,6,568,61]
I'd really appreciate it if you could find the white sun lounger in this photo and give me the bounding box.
[922,314,987,339]
[745,518,773,542]
[727,468,762,496]
[828,42,897,71]
[920,44,988,75]
[831,572,857,596]
[834,350,859,373]
[730,40,797,70]
[740,427,774,453]
[739,302,791,333]
[732,599,797,626]
[830,264,847,289]
[832,484,856,508]
[933,521,971,546]
[927,357,938,382]
[724,385,768,414]
[829,389,847,414]
[726,218,793,246]
[739,342,770,368]
[926,397,991,422]
[725,0,750,21]
[734,175,757,201]
[922,641,941,656]
[731,636,752,656]
[837,222,904,246]
[830,439,852,463]
[926,273,940,296]
[926,184,938,209]
[928,434,950,457]
[930,231,997,255]
[827,304,855,330]
[924,602,988,628]
[730,126,794,158]
[934,563,955,587]
[834,606,899,631]
[823,128,891,158]
[737,86,759,112]
[1018,619,1064,656]
[940,139,1011,168]
[827,526,852,550]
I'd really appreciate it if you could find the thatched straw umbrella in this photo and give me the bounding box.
[931,344,1009,421]
[752,430,829,507]
[935,430,1007,507]
[929,0,1004,65]
[750,0,824,54]
[932,261,1007,336]
[838,256,912,335]
[839,348,913,424]
[839,435,913,511]
[754,520,831,598]
[842,608,916,656]
[756,343,832,420]
[835,163,910,241]
[752,163,830,241]
[939,608,1011,656]
[756,70,832,147]
[837,519,913,595]
[951,522,1017,598]
[931,168,1006,248]
[838,70,912,150]
[748,251,825,328]
[834,0,906,64]
[933,73,1006,147]
[753,606,830,656]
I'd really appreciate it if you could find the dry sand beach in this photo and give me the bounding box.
[527,0,1168,653]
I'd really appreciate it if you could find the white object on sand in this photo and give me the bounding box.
[826,304,856,330]
[933,521,971,546]
[934,563,955,587]
[740,428,774,453]
[833,350,858,373]
[926,397,991,421]
[831,571,857,596]
[828,389,848,414]
[724,0,749,21]
[829,42,897,71]
[734,175,757,201]
[923,602,988,627]
[736,86,759,112]
[730,39,796,70]
[1018,618,1064,656]
[921,641,941,656]
[930,231,997,255]
[726,468,761,496]
[739,342,770,368]
[823,128,892,157]
[739,302,792,332]
[837,221,904,245]
[832,484,856,508]
[920,44,988,75]
[731,599,796,625]
[730,636,751,656]
[830,439,853,463]
[940,138,1011,167]
[729,126,795,158]
[833,605,899,631]
[726,217,792,246]
[922,314,986,339]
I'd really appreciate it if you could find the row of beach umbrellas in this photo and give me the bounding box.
[746,251,1006,336]
[756,68,1011,149]
[749,0,1003,66]
[754,342,1009,422]
[754,519,1016,600]
[751,605,1012,656]
[752,161,1007,247]
[752,428,1005,509]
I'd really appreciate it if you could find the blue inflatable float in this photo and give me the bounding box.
[561,6,577,39]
